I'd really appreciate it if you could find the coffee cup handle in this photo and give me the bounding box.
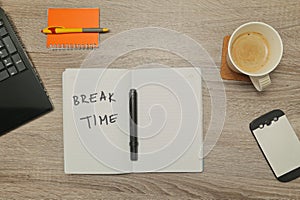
[249,75,271,91]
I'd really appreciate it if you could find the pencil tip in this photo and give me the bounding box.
[102,28,109,33]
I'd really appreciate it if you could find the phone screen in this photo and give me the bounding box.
[253,115,300,178]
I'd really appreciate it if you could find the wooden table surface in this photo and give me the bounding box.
[1,0,300,199]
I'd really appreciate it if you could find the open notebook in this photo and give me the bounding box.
[63,67,203,174]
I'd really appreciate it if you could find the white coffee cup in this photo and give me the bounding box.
[227,22,283,91]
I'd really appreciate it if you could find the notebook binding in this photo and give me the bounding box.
[49,43,97,49]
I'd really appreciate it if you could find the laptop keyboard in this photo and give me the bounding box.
[0,19,27,82]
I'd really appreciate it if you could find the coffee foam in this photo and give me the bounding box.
[231,32,270,73]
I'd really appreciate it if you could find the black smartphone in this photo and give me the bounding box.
[250,109,300,182]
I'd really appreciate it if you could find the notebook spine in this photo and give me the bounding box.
[48,43,97,49]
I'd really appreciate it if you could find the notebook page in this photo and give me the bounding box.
[131,67,203,172]
[63,68,132,174]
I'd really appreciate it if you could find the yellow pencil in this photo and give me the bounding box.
[41,26,109,34]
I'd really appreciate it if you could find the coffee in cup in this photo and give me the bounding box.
[227,22,283,91]
[231,32,270,73]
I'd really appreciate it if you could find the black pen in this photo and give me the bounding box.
[129,89,138,161]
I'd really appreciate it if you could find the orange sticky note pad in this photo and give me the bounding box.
[47,8,99,48]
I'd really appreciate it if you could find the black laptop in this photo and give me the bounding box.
[0,8,53,136]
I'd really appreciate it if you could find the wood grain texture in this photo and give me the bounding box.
[0,0,300,199]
